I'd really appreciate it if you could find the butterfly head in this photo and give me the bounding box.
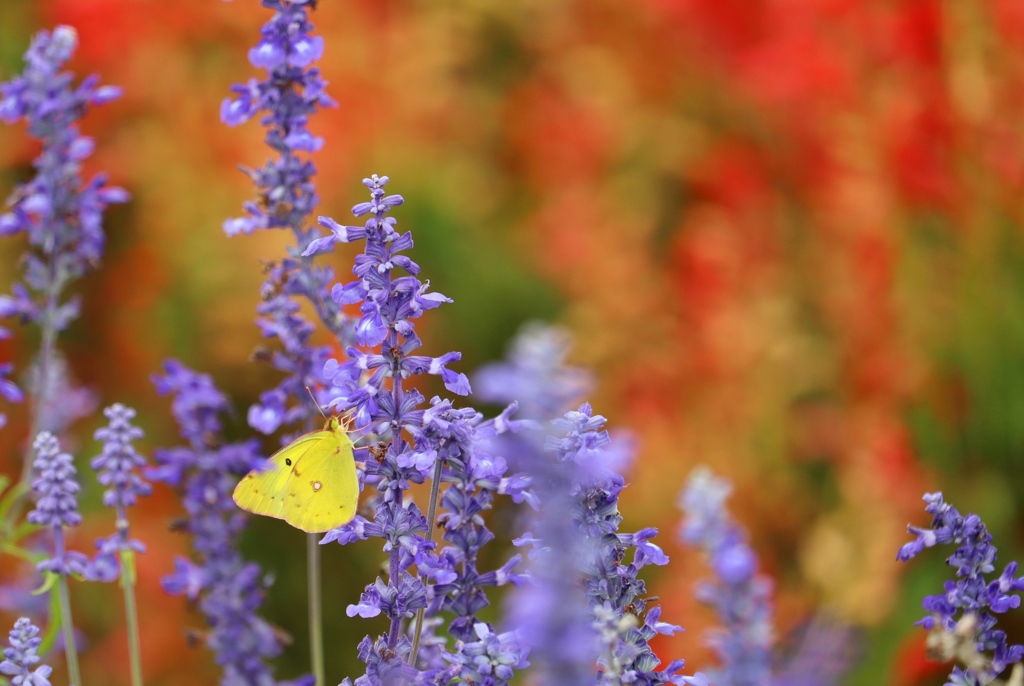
[326,415,356,434]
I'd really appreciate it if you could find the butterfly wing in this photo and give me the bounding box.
[232,432,324,521]
[283,427,358,533]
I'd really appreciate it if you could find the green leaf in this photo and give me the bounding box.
[32,571,58,596]
[37,593,61,655]
[0,541,43,564]
[0,479,28,522]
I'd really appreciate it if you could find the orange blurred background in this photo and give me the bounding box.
[3,1,1024,684]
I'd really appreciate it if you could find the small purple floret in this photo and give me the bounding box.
[0,617,52,686]
[899,491,1024,682]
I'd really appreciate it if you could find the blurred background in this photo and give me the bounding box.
[2,0,1023,684]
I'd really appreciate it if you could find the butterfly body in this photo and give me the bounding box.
[232,417,358,533]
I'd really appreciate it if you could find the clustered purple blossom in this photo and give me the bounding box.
[679,468,773,686]
[474,323,591,423]
[767,617,857,686]
[514,403,693,686]
[29,354,98,437]
[315,175,529,685]
[0,617,51,686]
[222,0,346,438]
[150,360,302,686]
[414,400,532,684]
[28,431,88,577]
[507,414,601,686]
[0,25,127,428]
[87,403,151,582]
[0,363,24,430]
[899,492,1024,684]
[418,401,529,635]
[680,468,858,686]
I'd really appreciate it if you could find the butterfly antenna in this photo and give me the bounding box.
[305,386,329,420]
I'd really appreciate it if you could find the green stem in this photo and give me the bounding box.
[120,549,144,686]
[307,533,325,686]
[57,574,81,686]
[408,459,443,667]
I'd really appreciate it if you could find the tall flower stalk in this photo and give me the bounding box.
[28,432,88,686]
[313,175,528,685]
[87,403,151,686]
[680,468,855,686]
[899,492,1024,685]
[0,25,127,497]
[481,330,691,684]
[510,403,693,686]
[679,468,774,686]
[150,361,297,686]
[221,3,340,680]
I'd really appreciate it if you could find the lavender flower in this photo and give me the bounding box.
[0,363,24,430]
[0,25,127,435]
[151,360,294,686]
[28,432,87,577]
[87,403,150,582]
[475,323,591,422]
[444,623,529,684]
[510,449,599,686]
[0,617,51,686]
[679,467,774,686]
[768,616,857,686]
[568,405,688,684]
[30,353,97,436]
[414,400,533,686]
[510,403,694,685]
[222,0,344,438]
[899,492,1024,683]
[318,175,527,685]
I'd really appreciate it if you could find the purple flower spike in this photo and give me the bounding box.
[475,323,591,421]
[28,432,81,529]
[87,403,151,582]
[28,432,88,577]
[320,176,530,684]
[151,361,289,684]
[508,401,693,685]
[0,618,52,686]
[92,403,150,508]
[679,468,774,686]
[222,0,348,439]
[0,25,125,442]
[899,492,1024,683]
[0,25,128,329]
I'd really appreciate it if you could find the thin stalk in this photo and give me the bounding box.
[307,533,325,686]
[54,529,82,686]
[386,545,401,648]
[120,548,144,686]
[57,576,81,686]
[408,459,443,667]
[386,370,404,651]
[20,318,56,483]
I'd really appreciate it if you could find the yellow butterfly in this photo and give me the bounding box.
[232,416,358,533]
